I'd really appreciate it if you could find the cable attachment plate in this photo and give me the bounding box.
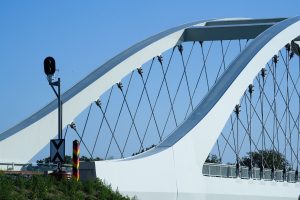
[157,55,163,65]
[178,44,183,54]
[199,41,204,47]
[291,40,300,57]
[272,55,279,64]
[234,104,241,116]
[261,68,267,78]
[117,82,123,91]
[137,67,143,76]
[95,99,101,107]
[248,84,254,94]
[70,122,76,130]
[285,43,291,52]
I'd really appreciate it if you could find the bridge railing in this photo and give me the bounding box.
[0,162,72,172]
[203,163,299,183]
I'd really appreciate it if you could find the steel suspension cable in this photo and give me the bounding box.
[137,52,177,143]
[253,75,300,167]
[280,51,300,101]
[244,91,282,167]
[252,73,285,167]
[220,115,237,159]
[184,41,213,119]
[281,47,296,166]
[215,40,232,83]
[63,124,69,139]
[91,86,114,157]
[266,63,300,160]
[70,123,93,158]
[157,49,178,127]
[137,67,162,143]
[281,51,300,170]
[95,100,124,159]
[231,114,237,161]
[201,41,210,91]
[237,116,273,169]
[266,62,298,163]
[284,51,289,168]
[117,80,144,152]
[238,39,242,53]
[161,44,195,138]
[272,58,277,175]
[237,95,250,153]
[237,113,274,170]
[79,103,93,145]
[260,69,266,171]
[223,41,245,164]
[297,55,300,177]
[248,84,254,170]
[287,46,293,167]
[220,95,247,159]
[220,132,247,167]
[104,71,135,158]
[178,43,195,110]
[234,104,241,176]
[122,58,155,155]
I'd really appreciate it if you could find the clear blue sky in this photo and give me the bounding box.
[0,0,299,133]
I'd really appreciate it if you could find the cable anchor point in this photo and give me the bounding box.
[117,82,123,91]
[137,67,143,77]
[199,41,204,47]
[157,55,163,65]
[272,55,279,65]
[178,44,183,55]
[285,43,291,52]
[261,68,267,78]
[95,99,101,107]
[234,104,241,116]
[248,84,254,95]
[70,122,77,130]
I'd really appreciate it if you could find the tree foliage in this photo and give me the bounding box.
[205,150,290,170]
[205,154,221,163]
[37,155,102,164]
[240,149,290,170]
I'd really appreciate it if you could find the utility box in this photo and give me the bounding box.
[79,162,96,181]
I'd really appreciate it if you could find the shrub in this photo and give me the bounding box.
[0,174,133,200]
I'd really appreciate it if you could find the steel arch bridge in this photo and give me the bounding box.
[1,17,300,199]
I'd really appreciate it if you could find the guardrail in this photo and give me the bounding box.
[202,163,299,183]
[0,162,72,172]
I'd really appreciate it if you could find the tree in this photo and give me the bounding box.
[37,155,72,164]
[36,155,102,164]
[205,154,221,163]
[80,155,102,162]
[240,149,290,170]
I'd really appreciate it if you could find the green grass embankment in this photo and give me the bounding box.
[0,173,135,200]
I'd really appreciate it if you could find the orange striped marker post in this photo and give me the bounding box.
[72,140,80,181]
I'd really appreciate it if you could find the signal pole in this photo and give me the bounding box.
[44,57,64,171]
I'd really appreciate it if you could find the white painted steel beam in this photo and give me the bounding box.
[184,23,275,41]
